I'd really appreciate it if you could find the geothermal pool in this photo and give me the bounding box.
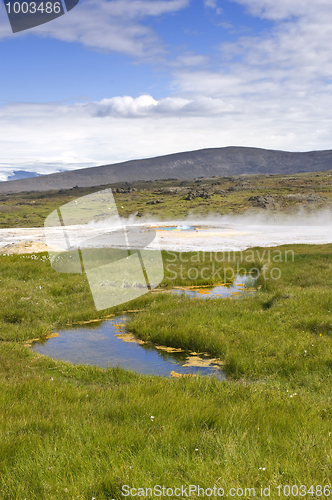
[31,314,226,378]
[1,217,332,254]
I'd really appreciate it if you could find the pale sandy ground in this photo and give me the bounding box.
[0,220,332,254]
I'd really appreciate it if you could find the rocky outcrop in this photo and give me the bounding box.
[146,199,164,205]
[115,187,137,193]
[248,195,278,209]
[185,189,211,201]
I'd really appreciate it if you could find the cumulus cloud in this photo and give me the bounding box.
[85,94,233,117]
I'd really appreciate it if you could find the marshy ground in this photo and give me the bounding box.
[0,172,332,498]
[0,245,332,497]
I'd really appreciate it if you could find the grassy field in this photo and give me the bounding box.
[0,243,332,498]
[1,168,332,227]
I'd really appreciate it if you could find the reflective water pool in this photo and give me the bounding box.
[32,315,226,379]
[156,225,196,231]
[171,275,256,299]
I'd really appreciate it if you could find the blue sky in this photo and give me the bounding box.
[0,0,332,179]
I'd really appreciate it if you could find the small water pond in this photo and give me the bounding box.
[155,225,196,231]
[171,274,256,299]
[32,315,225,379]
[32,276,255,378]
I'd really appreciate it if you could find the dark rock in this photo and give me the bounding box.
[248,195,277,209]
[185,193,195,200]
[185,190,211,200]
[146,199,164,205]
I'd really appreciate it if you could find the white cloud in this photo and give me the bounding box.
[204,0,217,8]
[1,0,332,181]
[170,52,210,68]
[85,94,233,117]
[0,0,190,58]
[169,0,332,150]
[230,0,332,21]
[1,88,332,181]
[204,0,222,14]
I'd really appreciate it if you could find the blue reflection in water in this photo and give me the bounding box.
[171,275,255,299]
[32,277,255,378]
[32,315,225,379]
[156,225,196,231]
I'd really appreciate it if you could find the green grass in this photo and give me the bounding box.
[128,245,332,381]
[1,345,332,499]
[0,246,332,498]
[129,288,332,379]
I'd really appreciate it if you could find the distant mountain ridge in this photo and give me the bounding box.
[7,171,42,181]
[1,146,332,194]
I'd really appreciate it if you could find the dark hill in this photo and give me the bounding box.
[1,146,332,194]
